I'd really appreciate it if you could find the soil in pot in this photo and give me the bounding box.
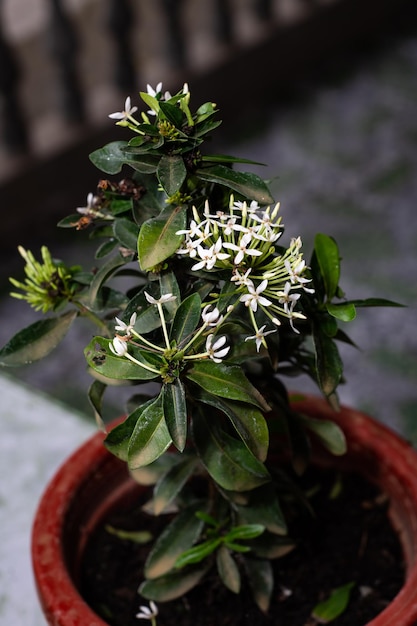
[80,469,404,626]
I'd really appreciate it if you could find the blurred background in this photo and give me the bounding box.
[0,0,416,439]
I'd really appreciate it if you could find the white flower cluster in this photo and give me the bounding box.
[176,197,313,337]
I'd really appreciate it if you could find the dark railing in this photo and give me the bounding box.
[0,0,414,258]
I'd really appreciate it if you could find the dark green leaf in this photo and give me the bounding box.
[112,218,139,251]
[315,234,340,300]
[250,533,295,559]
[159,272,180,319]
[195,165,274,205]
[243,557,273,613]
[87,380,106,430]
[127,154,160,174]
[225,524,265,542]
[104,402,153,461]
[145,502,205,578]
[170,293,202,346]
[159,101,184,128]
[89,141,128,174]
[202,154,265,166]
[138,206,187,270]
[348,297,404,308]
[313,325,343,397]
[157,154,187,196]
[312,582,355,623]
[152,455,198,515]
[162,379,187,451]
[192,413,270,491]
[297,414,347,456]
[95,239,118,259]
[139,562,209,602]
[0,310,77,366]
[196,390,269,461]
[216,546,241,594]
[87,252,134,310]
[128,393,172,468]
[187,361,270,411]
[234,484,287,535]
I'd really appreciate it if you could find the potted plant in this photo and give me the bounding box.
[1,82,415,625]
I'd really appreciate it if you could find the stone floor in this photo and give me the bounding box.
[1,19,417,625]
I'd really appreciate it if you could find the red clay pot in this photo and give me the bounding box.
[32,396,417,625]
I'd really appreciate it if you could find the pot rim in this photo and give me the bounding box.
[32,394,417,626]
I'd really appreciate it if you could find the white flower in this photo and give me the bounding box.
[144,292,176,306]
[202,305,223,327]
[205,334,230,363]
[136,600,158,621]
[114,312,137,335]
[278,282,301,316]
[176,237,199,257]
[285,259,314,293]
[146,82,163,97]
[240,279,272,312]
[77,192,96,215]
[223,232,262,265]
[108,96,138,121]
[231,267,253,286]
[191,239,230,271]
[245,325,277,352]
[233,200,259,213]
[109,336,128,357]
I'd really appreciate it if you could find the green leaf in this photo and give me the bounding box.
[192,413,270,491]
[128,393,172,468]
[152,455,198,515]
[170,293,202,346]
[243,557,273,613]
[234,484,287,535]
[104,403,153,461]
[89,141,128,174]
[175,537,222,568]
[249,533,295,559]
[139,91,160,114]
[139,562,209,602]
[105,525,152,544]
[196,390,269,461]
[87,380,106,430]
[225,524,265,542]
[348,297,404,308]
[313,325,343,397]
[187,361,270,411]
[297,414,347,456]
[162,379,187,451]
[216,546,241,593]
[112,218,139,251]
[87,252,134,310]
[157,154,187,196]
[315,234,340,300]
[0,310,77,366]
[127,154,160,174]
[195,165,274,205]
[138,205,187,270]
[130,452,179,486]
[202,154,265,166]
[124,290,162,335]
[85,337,160,381]
[159,272,180,318]
[326,301,356,322]
[145,502,205,579]
[159,101,184,128]
[312,582,355,623]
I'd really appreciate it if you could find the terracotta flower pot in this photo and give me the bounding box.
[32,396,417,625]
